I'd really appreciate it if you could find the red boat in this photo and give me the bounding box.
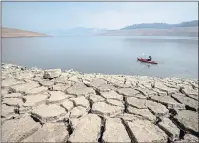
[137,58,158,64]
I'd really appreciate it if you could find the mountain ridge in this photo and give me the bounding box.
[2,20,198,37]
[121,20,198,30]
[98,20,198,37]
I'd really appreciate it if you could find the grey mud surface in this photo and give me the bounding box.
[1,63,199,142]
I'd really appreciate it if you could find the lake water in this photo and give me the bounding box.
[2,36,198,79]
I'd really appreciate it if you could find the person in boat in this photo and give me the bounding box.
[147,56,152,61]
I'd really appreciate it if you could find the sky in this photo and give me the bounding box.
[2,2,198,32]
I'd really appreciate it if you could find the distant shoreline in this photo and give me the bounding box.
[2,27,197,38]
[1,35,50,39]
[98,27,198,37]
[1,27,48,38]
[2,35,49,38]
[2,63,198,80]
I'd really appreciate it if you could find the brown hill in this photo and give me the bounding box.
[1,27,48,38]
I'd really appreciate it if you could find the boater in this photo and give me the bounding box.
[147,56,152,61]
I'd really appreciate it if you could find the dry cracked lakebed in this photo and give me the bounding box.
[1,63,199,142]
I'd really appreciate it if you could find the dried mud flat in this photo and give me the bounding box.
[1,63,198,142]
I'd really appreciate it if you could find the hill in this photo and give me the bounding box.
[99,20,198,37]
[2,27,48,38]
[121,20,198,30]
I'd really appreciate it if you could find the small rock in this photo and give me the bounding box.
[43,69,61,79]
[21,66,27,70]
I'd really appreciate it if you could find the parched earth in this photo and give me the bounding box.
[1,63,199,142]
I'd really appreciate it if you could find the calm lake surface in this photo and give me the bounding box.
[2,36,198,79]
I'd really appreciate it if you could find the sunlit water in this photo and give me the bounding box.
[2,36,198,79]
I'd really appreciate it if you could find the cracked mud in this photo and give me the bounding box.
[1,63,199,142]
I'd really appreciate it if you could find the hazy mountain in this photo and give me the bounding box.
[6,20,196,37]
[45,27,107,36]
[121,20,198,30]
[99,20,198,37]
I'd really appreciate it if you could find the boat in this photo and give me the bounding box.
[137,58,158,64]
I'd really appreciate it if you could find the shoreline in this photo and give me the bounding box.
[2,35,50,38]
[1,62,198,81]
[2,63,198,142]
[1,27,48,38]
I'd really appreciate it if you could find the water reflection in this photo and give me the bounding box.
[137,60,158,68]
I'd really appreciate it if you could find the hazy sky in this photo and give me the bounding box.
[2,2,198,32]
